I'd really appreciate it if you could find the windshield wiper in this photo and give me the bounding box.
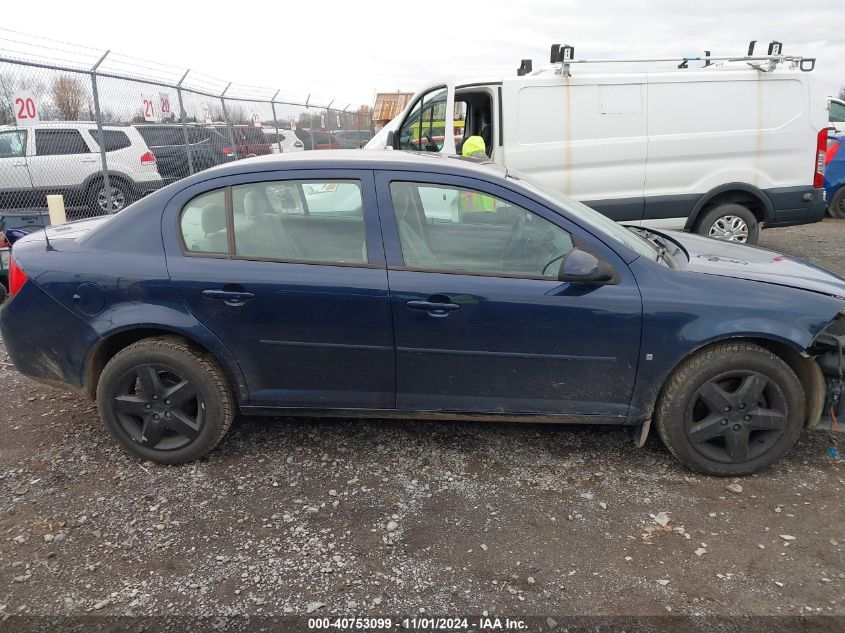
[628,227,673,264]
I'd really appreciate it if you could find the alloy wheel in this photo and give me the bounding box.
[708,215,749,242]
[97,186,126,213]
[684,370,787,464]
[111,364,204,450]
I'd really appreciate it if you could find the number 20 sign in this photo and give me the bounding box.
[13,91,39,126]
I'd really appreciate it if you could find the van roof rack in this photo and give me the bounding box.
[525,41,815,77]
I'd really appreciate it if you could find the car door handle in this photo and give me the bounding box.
[202,289,255,306]
[406,300,461,317]
[81,157,98,163]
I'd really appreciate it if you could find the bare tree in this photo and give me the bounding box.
[51,75,87,121]
[839,87,845,101]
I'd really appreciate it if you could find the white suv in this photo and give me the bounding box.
[0,122,164,214]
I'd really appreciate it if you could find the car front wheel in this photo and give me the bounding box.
[655,341,805,476]
[96,337,235,464]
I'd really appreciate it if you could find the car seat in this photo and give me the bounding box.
[392,185,438,268]
[197,204,228,253]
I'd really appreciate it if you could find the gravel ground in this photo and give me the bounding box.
[1,219,845,630]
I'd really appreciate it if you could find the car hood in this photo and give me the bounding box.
[665,230,845,298]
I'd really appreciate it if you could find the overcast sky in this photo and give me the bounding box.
[5,0,844,107]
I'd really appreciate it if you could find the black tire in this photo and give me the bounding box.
[96,337,235,464]
[829,188,845,219]
[655,341,805,476]
[695,203,760,244]
[89,178,132,215]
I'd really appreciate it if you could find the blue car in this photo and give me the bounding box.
[825,134,845,218]
[2,151,844,475]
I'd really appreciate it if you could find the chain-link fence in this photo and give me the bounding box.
[0,30,375,221]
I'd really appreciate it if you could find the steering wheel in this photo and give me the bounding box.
[423,130,438,152]
[501,213,530,270]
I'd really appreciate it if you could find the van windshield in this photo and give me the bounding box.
[507,171,657,260]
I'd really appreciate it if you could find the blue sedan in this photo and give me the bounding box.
[825,134,845,218]
[2,151,844,475]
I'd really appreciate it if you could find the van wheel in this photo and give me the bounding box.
[96,337,235,464]
[655,342,804,476]
[829,188,845,219]
[696,203,759,244]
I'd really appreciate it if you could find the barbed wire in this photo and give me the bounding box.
[0,28,350,106]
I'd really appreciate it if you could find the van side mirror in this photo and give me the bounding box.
[386,130,397,150]
[558,248,615,284]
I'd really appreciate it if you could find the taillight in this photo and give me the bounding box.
[221,146,234,156]
[8,254,28,297]
[140,151,156,165]
[826,140,840,165]
[814,129,827,188]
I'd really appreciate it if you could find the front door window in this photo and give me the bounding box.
[397,88,448,152]
[389,181,574,277]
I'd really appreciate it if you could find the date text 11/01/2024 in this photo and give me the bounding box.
[307,617,528,630]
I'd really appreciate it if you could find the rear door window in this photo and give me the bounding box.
[232,180,365,263]
[34,129,90,155]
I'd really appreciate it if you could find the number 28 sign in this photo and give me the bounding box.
[13,91,39,126]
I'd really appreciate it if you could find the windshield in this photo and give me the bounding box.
[508,172,657,260]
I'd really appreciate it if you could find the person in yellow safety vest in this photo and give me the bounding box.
[460,136,496,212]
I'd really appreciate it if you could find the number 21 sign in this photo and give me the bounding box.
[142,96,157,122]
[13,91,39,126]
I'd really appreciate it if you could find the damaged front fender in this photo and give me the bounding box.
[811,309,845,429]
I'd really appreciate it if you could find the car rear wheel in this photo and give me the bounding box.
[90,179,132,215]
[655,342,804,476]
[829,188,845,219]
[96,337,234,464]
[696,203,759,244]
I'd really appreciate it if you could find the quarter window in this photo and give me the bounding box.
[35,129,89,155]
[88,129,131,152]
[0,130,26,158]
[180,190,227,253]
[389,182,574,277]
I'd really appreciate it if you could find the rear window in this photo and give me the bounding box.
[239,127,267,144]
[88,129,131,152]
[136,126,184,147]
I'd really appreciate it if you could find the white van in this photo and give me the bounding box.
[367,45,828,244]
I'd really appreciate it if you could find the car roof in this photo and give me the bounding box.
[182,149,507,183]
[0,121,132,131]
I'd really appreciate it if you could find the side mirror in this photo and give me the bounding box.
[386,130,396,150]
[558,248,615,284]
